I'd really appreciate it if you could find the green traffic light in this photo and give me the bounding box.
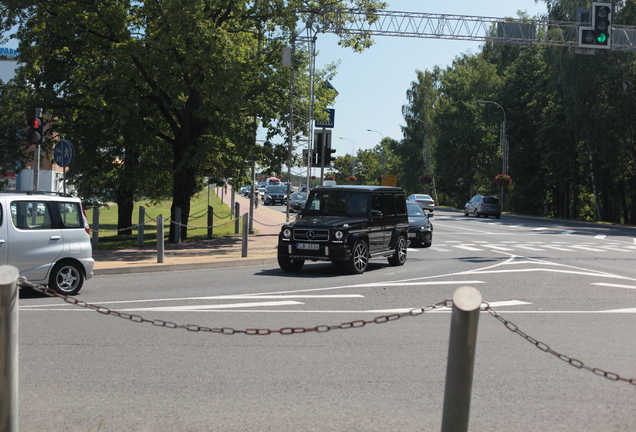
[596,33,608,43]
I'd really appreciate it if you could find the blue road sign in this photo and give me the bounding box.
[54,140,74,167]
[315,108,335,128]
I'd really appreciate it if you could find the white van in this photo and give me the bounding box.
[0,191,94,295]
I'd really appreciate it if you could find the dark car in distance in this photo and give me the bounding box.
[407,201,433,247]
[464,195,501,219]
[288,192,307,213]
[264,185,288,206]
[277,185,409,274]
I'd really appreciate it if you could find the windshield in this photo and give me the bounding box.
[306,191,370,216]
[407,203,424,216]
[267,186,286,193]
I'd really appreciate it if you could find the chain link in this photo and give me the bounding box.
[482,302,636,386]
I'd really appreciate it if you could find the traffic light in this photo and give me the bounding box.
[578,2,612,49]
[325,148,336,167]
[27,117,44,144]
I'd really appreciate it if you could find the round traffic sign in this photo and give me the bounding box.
[54,140,74,167]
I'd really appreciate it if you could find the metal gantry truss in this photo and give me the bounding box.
[325,9,636,51]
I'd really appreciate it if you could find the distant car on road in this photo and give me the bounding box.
[407,194,435,211]
[407,201,433,247]
[464,195,501,219]
[288,193,307,213]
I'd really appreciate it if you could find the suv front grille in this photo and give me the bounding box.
[293,229,329,242]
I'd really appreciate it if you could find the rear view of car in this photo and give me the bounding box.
[464,195,501,219]
[407,194,435,211]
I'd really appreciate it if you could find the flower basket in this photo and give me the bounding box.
[325,175,335,181]
[311,175,316,180]
[347,175,357,183]
[494,174,512,187]
[419,175,432,184]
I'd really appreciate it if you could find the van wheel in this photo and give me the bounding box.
[388,236,407,266]
[346,240,369,274]
[278,256,304,272]
[49,261,84,295]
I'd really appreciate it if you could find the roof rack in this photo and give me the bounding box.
[0,190,75,198]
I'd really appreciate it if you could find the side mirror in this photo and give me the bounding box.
[427,212,434,218]
[371,210,383,219]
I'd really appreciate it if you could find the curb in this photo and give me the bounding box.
[93,256,279,276]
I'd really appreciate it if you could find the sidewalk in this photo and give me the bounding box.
[93,191,292,275]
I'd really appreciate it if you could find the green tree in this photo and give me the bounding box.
[1,0,387,240]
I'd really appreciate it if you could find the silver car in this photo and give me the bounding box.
[407,194,435,211]
[0,191,94,294]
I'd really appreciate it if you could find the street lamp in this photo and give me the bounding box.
[339,137,355,175]
[366,129,385,174]
[477,99,508,210]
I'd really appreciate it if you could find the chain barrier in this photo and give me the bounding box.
[21,276,634,385]
[482,302,636,386]
[167,216,239,230]
[251,216,285,228]
[20,278,449,334]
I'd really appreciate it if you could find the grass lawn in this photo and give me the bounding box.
[89,188,243,250]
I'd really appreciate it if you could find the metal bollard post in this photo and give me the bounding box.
[137,206,145,247]
[234,202,240,234]
[91,206,99,250]
[157,214,164,263]
[0,265,19,432]
[242,213,249,257]
[207,206,213,239]
[174,206,181,244]
[441,286,482,432]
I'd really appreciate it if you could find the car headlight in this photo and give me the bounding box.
[283,228,292,238]
[334,231,344,240]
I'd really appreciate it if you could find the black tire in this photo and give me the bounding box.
[345,239,369,274]
[464,208,469,216]
[278,255,304,272]
[388,235,407,266]
[49,261,84,295]
[495,214,501,219]
[422,231,433,248]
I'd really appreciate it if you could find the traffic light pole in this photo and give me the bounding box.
[33,108,42,191]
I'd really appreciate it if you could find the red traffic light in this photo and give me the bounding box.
[27,116,44,144]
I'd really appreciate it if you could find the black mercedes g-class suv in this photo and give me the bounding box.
[277,185,409,274]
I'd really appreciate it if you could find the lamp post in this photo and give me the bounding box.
[477,99,508,211]
[366,129,385,174]
[339,137,355,175]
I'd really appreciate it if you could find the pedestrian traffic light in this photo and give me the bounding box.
[26,117,44,144]
[578,2,612,49]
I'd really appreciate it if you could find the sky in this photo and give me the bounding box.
[291,0,549,166]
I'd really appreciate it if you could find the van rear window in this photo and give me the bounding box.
[483,198,499,204]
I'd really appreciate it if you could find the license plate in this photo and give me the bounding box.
[408,233,416,238]
[297,243,319,250]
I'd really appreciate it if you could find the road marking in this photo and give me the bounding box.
[514,245,544,251]
[483,244,515,251]
[561,230,574,235]
[571,245,606,252]
[119,300,304,312]
[542,245,573,252]
[591,282,636,290]
[366,300,531,314]
[453,244,483,251]
[595,234,607,239]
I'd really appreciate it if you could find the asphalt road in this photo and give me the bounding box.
[17,209,636,431]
